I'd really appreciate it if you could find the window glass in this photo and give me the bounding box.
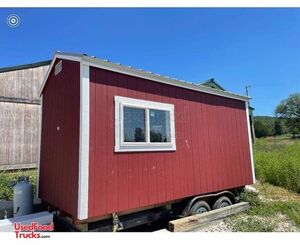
[123,106,146,142]
[150,109,171,142]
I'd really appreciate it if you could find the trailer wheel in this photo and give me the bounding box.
[213,196,232,209]
[189,201,211,215]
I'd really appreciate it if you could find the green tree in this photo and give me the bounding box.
[274,119,283,136]
[254,120,270,138]
[275,93,300,138]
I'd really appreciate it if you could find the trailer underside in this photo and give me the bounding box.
[49,187,245,232]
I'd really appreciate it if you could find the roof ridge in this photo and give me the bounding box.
[0,60,51,73]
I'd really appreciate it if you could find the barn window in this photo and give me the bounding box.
[114,96,176,152]
[149,109,171,143]
[123,107,146,142]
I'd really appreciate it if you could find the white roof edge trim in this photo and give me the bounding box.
[39,52,249,102]
[82,57,249,102]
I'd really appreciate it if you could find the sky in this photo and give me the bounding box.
[0,8,299,116]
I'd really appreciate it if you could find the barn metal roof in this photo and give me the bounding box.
[201,78,225,91]
[0,60,51,73]
[40,51,250,102]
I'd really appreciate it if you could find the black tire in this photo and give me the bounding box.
[189,201,211,215]
[212,196,232,209]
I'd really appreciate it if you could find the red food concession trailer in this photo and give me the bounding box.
[38,51,255,231]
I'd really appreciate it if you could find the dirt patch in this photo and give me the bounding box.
[190,220,233,232]
[274,214,299,232]
[193,214,298,232]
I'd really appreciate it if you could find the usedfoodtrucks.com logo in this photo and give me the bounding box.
[14,222,53,239]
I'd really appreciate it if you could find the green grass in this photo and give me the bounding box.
[243,197,300,227]
[254,137,300,193]
[0,169,37,200]
[227,183,300,232]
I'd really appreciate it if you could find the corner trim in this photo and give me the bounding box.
[78,63,90,220]
[37,95,43,197]
[245,101,256,183]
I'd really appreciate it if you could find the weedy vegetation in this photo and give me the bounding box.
[254,136,300,193]
[226,182,300,232]
[0,169,37,200]
[226,136,300,232]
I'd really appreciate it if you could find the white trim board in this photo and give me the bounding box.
[245,101,256,183]
[39,52,249,102]
[77,63,90,220]
[37,95,43,197]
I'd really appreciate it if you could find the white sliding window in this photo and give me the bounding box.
[114,96,176,152]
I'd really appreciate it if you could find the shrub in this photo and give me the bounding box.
[238,191,261,207]
[0,169,37,200]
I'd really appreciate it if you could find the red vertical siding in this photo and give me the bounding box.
[39,59,80,217]
[88,66,253,218]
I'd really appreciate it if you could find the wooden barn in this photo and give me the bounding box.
[39,52,255,227]
[0,61,50,170]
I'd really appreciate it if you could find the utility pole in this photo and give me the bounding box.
[245,85,251,98]
[245,85,255,143]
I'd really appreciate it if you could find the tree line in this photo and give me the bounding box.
[254,93,300,138]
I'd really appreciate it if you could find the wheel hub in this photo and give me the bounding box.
[220,202,230,208]
[195,207,208,214]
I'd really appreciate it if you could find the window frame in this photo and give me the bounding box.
[114,96,176,152]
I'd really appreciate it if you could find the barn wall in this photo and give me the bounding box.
[39,59,80,217]
[0,65,49,170]
[0,103,39,169]
[88,67,253,218]
[0,65,49,100]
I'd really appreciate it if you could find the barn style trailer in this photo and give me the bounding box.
[38,52,255,231]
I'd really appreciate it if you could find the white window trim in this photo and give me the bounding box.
[115,96,176,152]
